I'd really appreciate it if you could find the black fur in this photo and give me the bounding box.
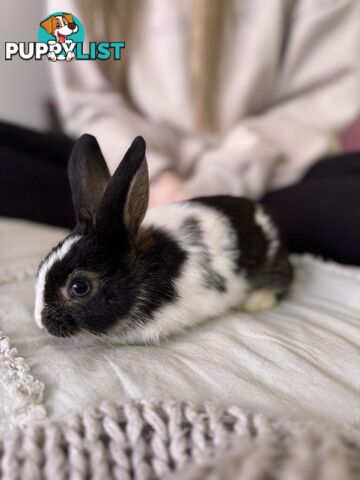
[68,134,110,230]
[96,135,148,241]
[41,227,186,337]
[190,196,268,275]
[181,216,226,292]
[189,196,293,292]
[133,227,187,321]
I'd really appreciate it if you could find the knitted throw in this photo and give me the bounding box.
[1,400,359,480]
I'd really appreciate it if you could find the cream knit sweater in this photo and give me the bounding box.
[47,0,360,199]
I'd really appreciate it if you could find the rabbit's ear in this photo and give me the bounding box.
[97,136,149,241]
[68,134,110,228]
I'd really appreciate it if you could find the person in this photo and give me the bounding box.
[0,0,360,264]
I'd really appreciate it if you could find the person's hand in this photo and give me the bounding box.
[149,171,187,207]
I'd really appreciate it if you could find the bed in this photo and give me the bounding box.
[0,217,359,479]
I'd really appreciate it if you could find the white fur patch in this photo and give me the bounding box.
[254,205,279,262]
[34,235,81,328]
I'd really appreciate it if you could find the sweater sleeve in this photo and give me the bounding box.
[184,0,360,199]
[51,59,178,180]
[46,0,185,181]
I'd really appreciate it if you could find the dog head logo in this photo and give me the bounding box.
[40,13,79,44]
[38,12,85,62]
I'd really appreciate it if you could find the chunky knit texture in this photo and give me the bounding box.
[0,400,359,480]
[0,332,46,433]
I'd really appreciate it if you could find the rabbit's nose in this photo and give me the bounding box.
[68,23,77,30]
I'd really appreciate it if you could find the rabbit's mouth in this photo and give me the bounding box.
[41,308,79,338]
[45,323,77,337]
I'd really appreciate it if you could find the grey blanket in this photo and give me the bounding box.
[0,400,359,479]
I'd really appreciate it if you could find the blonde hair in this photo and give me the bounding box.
[80,0,225,132]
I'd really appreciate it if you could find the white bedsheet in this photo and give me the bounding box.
[0,217,359,429]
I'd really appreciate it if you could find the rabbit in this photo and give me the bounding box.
[34,134,293,343]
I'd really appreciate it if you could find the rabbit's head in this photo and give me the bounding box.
[34,134,150,337]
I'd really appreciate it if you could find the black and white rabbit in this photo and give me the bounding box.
[34,134,293,343]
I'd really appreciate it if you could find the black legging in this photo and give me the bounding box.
[0,123,75,228]
[1,122,360,265]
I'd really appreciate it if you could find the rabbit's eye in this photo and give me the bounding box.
[69,278,91,298]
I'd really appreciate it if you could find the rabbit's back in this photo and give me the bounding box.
[128,197,292,343]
